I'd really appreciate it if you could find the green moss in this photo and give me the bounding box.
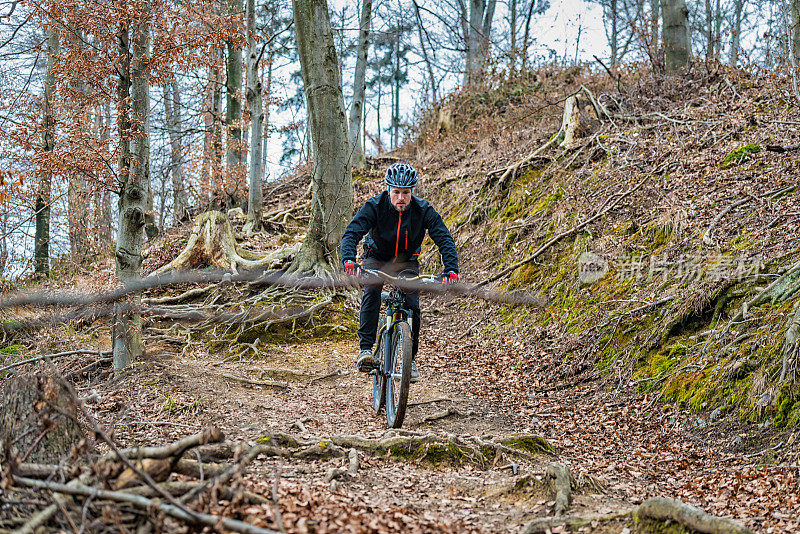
[499,435,554,454]
[256,433,300,448]
[773,386,797,428]
[634,516,694,534]
[0,344,23,355]
[722,143,760,169]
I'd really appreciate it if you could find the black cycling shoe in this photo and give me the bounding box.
[356,349,375,372]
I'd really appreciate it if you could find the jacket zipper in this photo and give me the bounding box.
[394,211,402,261]
[405,230,408,250]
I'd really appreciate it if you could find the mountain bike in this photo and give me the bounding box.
[360,267,439,428]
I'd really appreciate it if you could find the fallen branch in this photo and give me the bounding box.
[0,349,112,374]
[180,442,268,505]
[101,426,224,462]
[766,143,800,153]
[125,480,268,504]
[220,373,288,389]
[635,497,753,534]
[144,285,215,305]
[478,175,648,287]
[13,476,281,534]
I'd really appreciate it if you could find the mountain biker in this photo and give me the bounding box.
[340,162,459,382]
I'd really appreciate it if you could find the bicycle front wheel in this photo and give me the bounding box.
[372,317,386,413]
[385,321,413,428]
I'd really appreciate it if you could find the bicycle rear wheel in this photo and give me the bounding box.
[372,317,386,413]
[385,321,413,428]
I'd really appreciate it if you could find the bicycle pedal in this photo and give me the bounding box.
[357,361,377,373]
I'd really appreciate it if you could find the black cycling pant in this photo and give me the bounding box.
[358,256,420,358]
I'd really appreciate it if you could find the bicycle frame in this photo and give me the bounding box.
[374,289,413,379]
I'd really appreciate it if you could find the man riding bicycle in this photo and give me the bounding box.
[340,163,459,382]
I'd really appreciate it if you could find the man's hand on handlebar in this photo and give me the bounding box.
[442,271,458,285]
[344,260,361,276]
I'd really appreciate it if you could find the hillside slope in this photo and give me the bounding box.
[412,66,800,429]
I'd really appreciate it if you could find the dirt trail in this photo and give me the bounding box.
[81,296,792,532]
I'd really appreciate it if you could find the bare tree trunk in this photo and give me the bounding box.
[792,0,800,65]
[713,0,721,59]
[348,0,371,169]
[244,0,263,236]
[68,29,90,263]
[661,0,691,71]
[650,0,660,64]
[729,0,744,64]
[413,0,437,104]
[164,78,189,224]
[35,22,58,277]
[100,101,113,249]
[212,49,224,202]
[465,0,483,84]
[226,0,244,208]
[114,1,150,371]
[509,0,517,73]
[261,49,273,177]
[610,0,619,65]
[290,0,353,276]
[522,0,537,71]
[393,28,400,148]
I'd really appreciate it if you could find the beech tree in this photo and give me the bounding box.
[290,0,353,276]
[35,20,59,277]
[244,0,264,235]
[793,0,800,65]
[662,0,692,71]
[164,77,189,223]
[114,0,152,370]
[225,0,245,208]
[464,0,497,85]
[348,0,372,169]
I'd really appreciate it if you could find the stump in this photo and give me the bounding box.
[0,373,84,463]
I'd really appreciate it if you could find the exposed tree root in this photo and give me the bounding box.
[635,497,753,534]
[150,211,298,276]
[522,512,628,534]
[780,301,800,382]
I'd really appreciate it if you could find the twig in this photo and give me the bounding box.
[407,397,452,407]
[0,349,112,374]
[478,175,649,287]
[180,442,267,504]
[12,476,281,534]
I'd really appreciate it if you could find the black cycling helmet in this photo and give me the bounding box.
[384,163,419,188]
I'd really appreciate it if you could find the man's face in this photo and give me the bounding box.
[389,187,413,212]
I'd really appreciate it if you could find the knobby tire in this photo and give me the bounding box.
[386,321,413,428]
[372,317,386,413]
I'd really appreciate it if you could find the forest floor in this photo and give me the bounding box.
[70,290,796,533]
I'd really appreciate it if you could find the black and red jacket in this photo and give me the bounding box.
[340,191,458,273]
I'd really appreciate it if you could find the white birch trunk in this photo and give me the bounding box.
[244,0,263,236]
[290,0,353,276]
